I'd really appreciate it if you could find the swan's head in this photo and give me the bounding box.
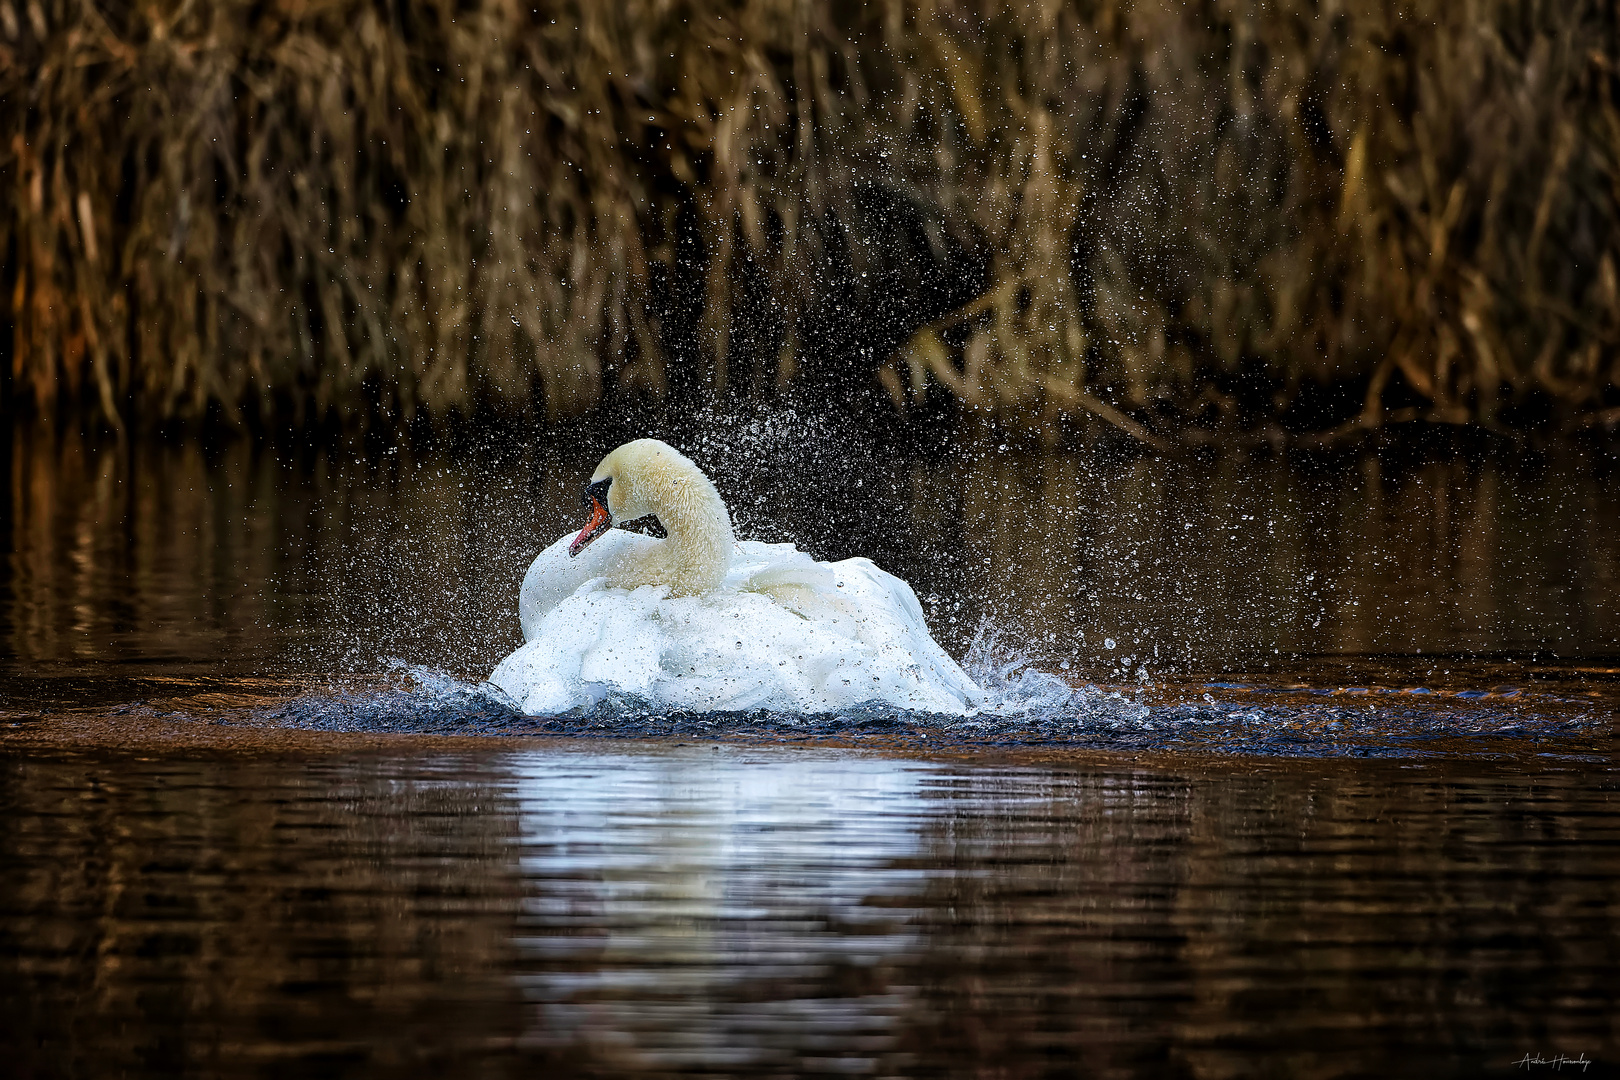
[569,438,705,557]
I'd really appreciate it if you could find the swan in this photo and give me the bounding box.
[488,438,985,716]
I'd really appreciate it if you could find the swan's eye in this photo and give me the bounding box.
[583,476,611,510]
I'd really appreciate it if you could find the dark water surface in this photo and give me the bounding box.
[3,746,1617,1078]
[4,416,1619,677]
[2,420,1618,1075]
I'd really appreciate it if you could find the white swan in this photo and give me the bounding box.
[488,438,985,716]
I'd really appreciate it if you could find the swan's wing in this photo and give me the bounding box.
[733,544,930,645]
[732,542,984,712]
[827,557,986,709]
[518,529,662,640]
[495,581,669,713]
[726,540,808,582]
[499,538,983,718]
[732,542,859,629]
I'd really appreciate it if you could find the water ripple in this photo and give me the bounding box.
[242,652,1611,762]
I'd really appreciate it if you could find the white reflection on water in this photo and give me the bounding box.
[507,748,931,1067]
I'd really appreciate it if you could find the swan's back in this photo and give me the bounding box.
[735,541,976,698]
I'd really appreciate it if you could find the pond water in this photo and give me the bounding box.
[3,746,1617,1078]
[1,416,1617,1076]
[6,414,1619,676]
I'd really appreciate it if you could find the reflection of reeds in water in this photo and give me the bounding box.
[892,768,1615,1076]
[0,756,527,1076]
[4,0,1619,436]
[7,421,1619,673]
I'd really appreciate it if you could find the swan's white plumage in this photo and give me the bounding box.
[516,527,661,642]
[496,535,983,715]
[490,439,984,716]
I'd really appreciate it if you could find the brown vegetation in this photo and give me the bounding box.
[3,0,1619,439]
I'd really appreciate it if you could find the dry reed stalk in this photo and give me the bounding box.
[1,0,1617,435]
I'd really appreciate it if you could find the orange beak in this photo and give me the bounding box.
[569,498,612,557]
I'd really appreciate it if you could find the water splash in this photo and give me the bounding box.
[964,622,1115,714]
[239,646,1608,760]
[259,660,523,734]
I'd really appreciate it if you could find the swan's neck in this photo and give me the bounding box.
[657,489,734,596]
[623,465,733,597]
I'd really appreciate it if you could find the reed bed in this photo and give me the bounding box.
[3,0,1618,439]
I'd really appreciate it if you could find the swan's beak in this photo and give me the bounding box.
[569,498,613,557]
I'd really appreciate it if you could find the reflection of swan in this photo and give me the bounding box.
[510,749,925,1061]
[489,439,983,715]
